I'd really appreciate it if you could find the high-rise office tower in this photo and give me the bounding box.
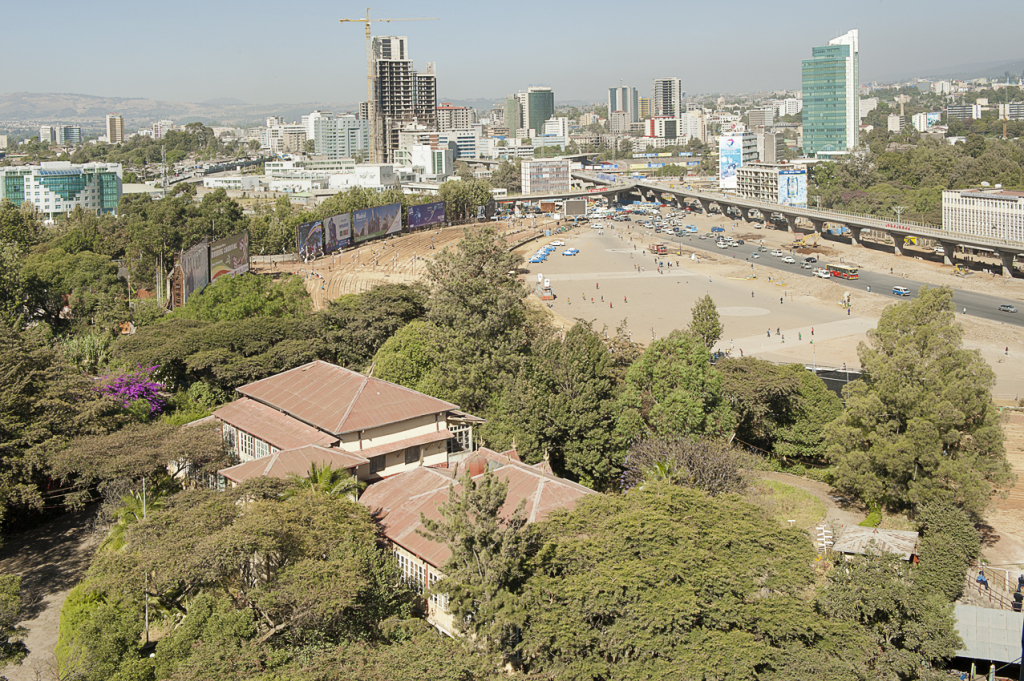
[801,29,859,156]
[106,113,124,144]
[652,78,683,118]
[371,36,437,163]
[503,96,522,135]
[524,87,554,137]
[638,97,651,120]
[608,86,639,123]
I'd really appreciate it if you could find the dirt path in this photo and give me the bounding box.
[0,508,101,681]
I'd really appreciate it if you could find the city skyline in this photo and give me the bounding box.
[2,0,1023,106]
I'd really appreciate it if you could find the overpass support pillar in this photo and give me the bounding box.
[809,218,823,235]
[940,241,956,266]
[697,198,712,214]
[740,208,755,223]
[999,251,1016,278]
[891,234,904,257]
[849,228,859,246]
[783,215,798,233]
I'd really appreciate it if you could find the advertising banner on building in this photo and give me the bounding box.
[296,220,324,261]
[408,201,445,230]
[719,135,742,189]
[323,213,351,253]
[353,202,402,243]
[181,239,209,305]
[777,170,808,207]
[926,112,941,127]
[210,231,249,282]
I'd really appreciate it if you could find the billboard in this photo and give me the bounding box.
[777,170,808,207]
[210,231,249,282]
[181,239,209,305]
[323,213,351,253]
[296,220,324,261]
[719,135,743,189]
[408,201,445,230]
[926,112,941,127]
[353,202,402,243]
[564,198,586,217]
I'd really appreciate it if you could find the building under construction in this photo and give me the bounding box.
[370,36,437,163]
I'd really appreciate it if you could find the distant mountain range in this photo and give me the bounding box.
[870,57,1024,85]
[0,92,361,130]
[0,92,599,131]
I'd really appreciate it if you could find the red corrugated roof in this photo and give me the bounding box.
[236,361,459,435]
[213,398,338,450]
[218,445,368,484]
[359,449,594,568]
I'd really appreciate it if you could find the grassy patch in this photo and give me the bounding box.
[750,479,827,530]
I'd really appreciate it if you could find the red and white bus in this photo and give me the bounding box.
[827,264,859,279]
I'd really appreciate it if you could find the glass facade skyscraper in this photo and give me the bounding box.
[802,29,859,157]
[526,87,554,137]
[0,162,122,218]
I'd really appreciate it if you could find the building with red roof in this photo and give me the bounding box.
[214,361,479,485]
[358,447,595,635]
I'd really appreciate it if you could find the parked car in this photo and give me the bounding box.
[550,240,565,246]
[998,304,1018,313]
[562,248,579,256]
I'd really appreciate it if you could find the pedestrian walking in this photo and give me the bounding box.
[799,332,802,341]
[811,327,814,336]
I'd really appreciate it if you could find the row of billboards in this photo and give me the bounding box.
[179,231,250,306]
[295,201,445,262]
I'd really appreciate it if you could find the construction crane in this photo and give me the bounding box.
[339,9,438,164]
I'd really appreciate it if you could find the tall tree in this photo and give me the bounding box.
[825,287,1010,515]
[914,499,980,602]
[688,294,723,351]
[487,322,622,489]
[615,330,735,444]
[419,470,533,657]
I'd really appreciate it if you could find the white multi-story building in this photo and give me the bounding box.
[887,114,905,133]
[0,161,123,219]
[736,162,807,206]
[652,77,683,118]
[152,120,175,140]
[942,188,1024,244]
[678,110,706,143]
[410,143,454,179]
[203,175,260,191]
[543,117,570,138]
[312,115,369,160]
[609,111,631,134]
[436,104,474,132]
[521,158,570,195]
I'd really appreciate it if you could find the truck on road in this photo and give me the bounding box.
[648,243,668,255]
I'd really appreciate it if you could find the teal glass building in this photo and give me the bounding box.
[801,30,859,157]
[0,162,122,219]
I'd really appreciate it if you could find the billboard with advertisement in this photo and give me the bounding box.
[296,220,324,261]
[353,202,402,243]
[181,239,209,305]
[777,170,808,207]
[719,135,743,189]
[323,213,351,253]
[408,201,445,230]
[926,112,941,127]
[210,231,249,282]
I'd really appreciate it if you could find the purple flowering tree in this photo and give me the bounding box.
[95,365,166,417]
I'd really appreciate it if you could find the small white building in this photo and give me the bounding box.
[203,175,260,191]
[521,158,571,195]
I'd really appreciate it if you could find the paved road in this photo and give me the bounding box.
[659,227,1024,328]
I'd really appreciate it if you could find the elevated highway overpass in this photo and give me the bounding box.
[498,175,1024,277]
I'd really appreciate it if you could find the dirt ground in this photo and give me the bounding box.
[0,508,101,681]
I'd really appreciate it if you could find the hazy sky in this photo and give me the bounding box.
[4,0,1022,105]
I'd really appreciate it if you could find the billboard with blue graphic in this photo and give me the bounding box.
[777,170,808,208]
[323,213,351,253]
[408,201,445,230]
[719,135,743,189]
[353,202,402,244]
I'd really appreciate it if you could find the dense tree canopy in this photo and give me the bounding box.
[826,287,1010,515]
[616,330,735,443]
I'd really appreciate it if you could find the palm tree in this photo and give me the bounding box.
[100,489,166,552]
[283,462,364,501]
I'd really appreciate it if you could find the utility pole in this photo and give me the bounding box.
[893,205,907,224]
